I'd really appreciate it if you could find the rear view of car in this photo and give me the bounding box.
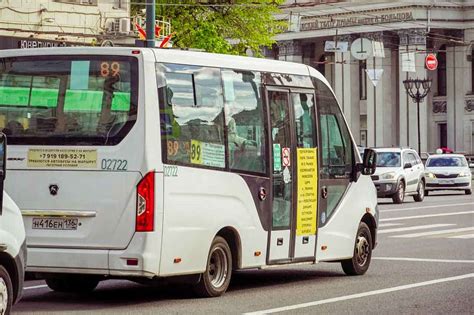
[425,154,472,195]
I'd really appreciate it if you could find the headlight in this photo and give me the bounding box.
[380,172,396,180]
[426,172,436,178]
[458,172,470,178]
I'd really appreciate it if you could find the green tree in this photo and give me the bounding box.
[131,0,286,57]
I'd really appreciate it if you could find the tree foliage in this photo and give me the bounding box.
[131,1,286,57]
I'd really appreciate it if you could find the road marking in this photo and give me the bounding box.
[373,257,474,264]
[380,202,474,213]
[378,223,403,228]
[243,273,474,314]
[378,224,455,234]
[380,211,474,222]
[449,234,474,239]
[24,284,48,290]
[393,227,474,238]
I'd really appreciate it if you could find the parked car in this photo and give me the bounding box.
[0,133,26,315]
[425,154,472,195]
[370,148,425,203]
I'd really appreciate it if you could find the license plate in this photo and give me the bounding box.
[439,179,454,185]
[32,217,78,230]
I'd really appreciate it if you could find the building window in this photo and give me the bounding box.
[437,45,447,96]
[302,43,315,67]
[359,60,367,100]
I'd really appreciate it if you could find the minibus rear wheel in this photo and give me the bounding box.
[0,265,13,315]
[194,236,232,297]
[45,275,99,293]
[341,222,372,276]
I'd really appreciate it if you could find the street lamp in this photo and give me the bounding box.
[403,78,432,155]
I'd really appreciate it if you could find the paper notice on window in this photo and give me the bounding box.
[70,61,90,90]
[296,148,318,236]
[27,148,97,168]
[202,142,225,168]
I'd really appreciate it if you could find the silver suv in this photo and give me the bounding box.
[371,148,425,204]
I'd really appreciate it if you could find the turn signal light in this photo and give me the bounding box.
[136,171,155,232]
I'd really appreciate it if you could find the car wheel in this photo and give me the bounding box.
[194,236,232,297]
[466,189,472,195]
[45,276,99,293]
[0,265,13,315]
[341,222,372,276]
[413,181,425,202]
[392,181,405,204]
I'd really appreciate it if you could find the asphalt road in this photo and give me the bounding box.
[13,191,474,314]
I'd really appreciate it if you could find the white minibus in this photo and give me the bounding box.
[0,133,26,314]
[0,47,377,297]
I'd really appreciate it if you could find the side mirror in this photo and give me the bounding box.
[0,133,5,215]
[360,148,377,175]
[404,162,412,169]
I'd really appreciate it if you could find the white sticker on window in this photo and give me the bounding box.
[202,142,225,168]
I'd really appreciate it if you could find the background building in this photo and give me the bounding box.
[269,0,474,155]
[0,0,133,49]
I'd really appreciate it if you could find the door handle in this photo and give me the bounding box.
[321,186,328,199]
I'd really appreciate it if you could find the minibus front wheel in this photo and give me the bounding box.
[194,236,232,297]
[341,222,372,276]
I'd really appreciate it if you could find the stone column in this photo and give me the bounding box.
[397,30,428,154]
[333,35,360,142]
[446,39,467,152]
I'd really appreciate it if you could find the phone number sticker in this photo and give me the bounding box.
[28,148,97,168]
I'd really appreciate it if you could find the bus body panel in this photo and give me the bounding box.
[316,175,376,261]
[159,167,267,276]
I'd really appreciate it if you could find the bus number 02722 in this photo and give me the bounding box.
[101,159,128,171]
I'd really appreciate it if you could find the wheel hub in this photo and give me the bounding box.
[208,247,228,288]
[355,235,370,266]
[0,277,8,315]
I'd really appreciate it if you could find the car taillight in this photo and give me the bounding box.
[136,171,155,232]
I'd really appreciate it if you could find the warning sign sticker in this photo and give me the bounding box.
[27,148,97,168]
[296,148,318,236]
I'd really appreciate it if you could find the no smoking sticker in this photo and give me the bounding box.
[282,147,291,167]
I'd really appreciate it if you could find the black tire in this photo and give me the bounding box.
[45,276,99,293]
[425,190,429,196]
[392,181,405,204]
[413,180,425,202]
[0,265,13,315]
[466,189,472,195]
[194,236,232,298]
[341,222,373,276]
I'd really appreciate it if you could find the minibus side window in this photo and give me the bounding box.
[222,70,267,175]
[158,63,226,169]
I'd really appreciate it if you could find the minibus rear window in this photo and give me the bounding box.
[0,55,138,145]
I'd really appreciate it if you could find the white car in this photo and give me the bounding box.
[371,148,425,204]
[425,154,472,195]
[0,133,26,315]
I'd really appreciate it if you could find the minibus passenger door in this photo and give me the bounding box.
[290,91,318,260]
[267,89,294,262]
